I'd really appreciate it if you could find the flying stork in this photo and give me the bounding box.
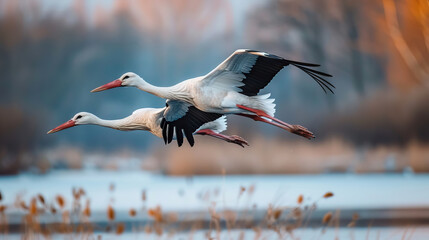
[47,100,249,147]
[91,49,334,146]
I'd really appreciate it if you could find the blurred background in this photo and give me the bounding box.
[0,0,428,175]
[1,0,429,238]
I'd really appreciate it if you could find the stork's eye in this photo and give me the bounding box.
[76,115,82,120]
[123,75,130,80]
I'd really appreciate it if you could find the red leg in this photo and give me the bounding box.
[195,129,249,147]
[236,104,295,129]
[237,110,315,140]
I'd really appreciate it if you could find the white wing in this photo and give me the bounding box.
[201,49,334,96]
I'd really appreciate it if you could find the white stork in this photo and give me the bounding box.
[91,49,334,145]
[47,100,249,147]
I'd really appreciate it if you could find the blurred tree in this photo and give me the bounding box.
[126,0,234,84]
[0,0,236,153]
[337,0,364,95]
[244,0,334,109]
[383,0,429,88]
[0,1,145,150]
[0,106,40,174]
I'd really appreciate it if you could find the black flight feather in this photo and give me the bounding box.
[161,106,222,147]
[238,50,334,96]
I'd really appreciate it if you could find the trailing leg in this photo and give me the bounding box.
[195,129,249,147]
[237,112,314,139]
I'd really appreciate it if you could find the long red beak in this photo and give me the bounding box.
[47,120,76,134]
[91,79,122,93]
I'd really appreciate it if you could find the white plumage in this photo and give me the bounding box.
[91,49,334,146]
[47,101,248,147]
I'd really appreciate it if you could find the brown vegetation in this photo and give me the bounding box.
[151,137,429,175]
[129,208,136,217]
[323,192,334,199]
[322,212,333,224]
[0,186,337,237]
[320,88,429,145]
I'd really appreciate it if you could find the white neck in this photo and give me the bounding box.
[134,79,192,102]
[87,115,149,131]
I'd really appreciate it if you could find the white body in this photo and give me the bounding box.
[120,49,278,117]
[142,77,276,116]
[69,108,227,139]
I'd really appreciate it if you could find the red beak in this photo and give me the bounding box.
[91,79,122,93]
[47,120,76,134]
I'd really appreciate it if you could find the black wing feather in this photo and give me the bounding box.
[167,125,174,144]
[184,129,195,147]
[175,127,183,147]
[238,50,334,96]
[161,106,222,147]
[161,118,167,144]
[240,54,285,96]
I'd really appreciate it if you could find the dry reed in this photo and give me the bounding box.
[62,210,70,224]
[348,212,360,227]
[129,208,137,217]
[0,181,340,238]
[116,223,125,235]
[37,194,45,206]
[56,195,65,209]
[20,201,28,210]
[83,200,91,217]
[144,225,152,234]
[107,205,115,221]
[297,194,304,204]
[50,205,57,214]
[148,206,163,222]
[29,198,37,216]
[322,212,333,224]
[142,190,147,202]
[323,192,334,198]
[273,209,282,220]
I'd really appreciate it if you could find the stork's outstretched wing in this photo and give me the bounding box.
[202,49,334,96]
[161,100,223,147]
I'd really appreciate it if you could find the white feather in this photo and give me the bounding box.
[197,116,227,133]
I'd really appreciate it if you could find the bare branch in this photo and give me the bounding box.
[382,0,429,87]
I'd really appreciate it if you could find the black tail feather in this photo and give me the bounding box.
[285,60,335,94]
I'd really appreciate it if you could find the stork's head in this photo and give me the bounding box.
[91,72,143,92]
[47,112,96,134]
